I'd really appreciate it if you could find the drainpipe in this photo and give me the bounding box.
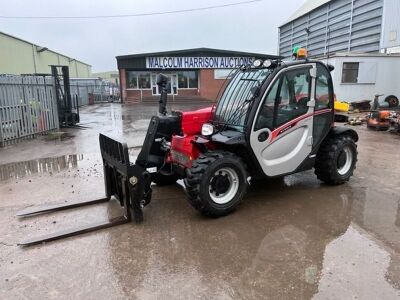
[31,44,37,73]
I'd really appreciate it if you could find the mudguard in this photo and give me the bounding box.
[329,126,359,142]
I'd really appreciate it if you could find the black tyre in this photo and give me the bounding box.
[314,135,358,185]
[184,151,248,217]
[385,95,399,108]
[153,166,179,186]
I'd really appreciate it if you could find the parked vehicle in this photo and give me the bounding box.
[18,49,359,246]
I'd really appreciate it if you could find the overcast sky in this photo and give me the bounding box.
[0,0,305,72]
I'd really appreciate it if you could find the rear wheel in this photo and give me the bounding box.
[314,135,357,185]
[184,151,248,217]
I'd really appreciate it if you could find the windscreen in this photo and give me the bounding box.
[213,68,272,131]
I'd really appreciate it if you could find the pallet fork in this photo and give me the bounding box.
[17,134,152,246]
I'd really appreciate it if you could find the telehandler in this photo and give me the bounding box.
[18,49,358,246]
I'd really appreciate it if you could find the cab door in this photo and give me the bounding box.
[250,64,317,177]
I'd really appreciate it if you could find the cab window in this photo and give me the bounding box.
[255,67,311,131]
[315,64,332,110]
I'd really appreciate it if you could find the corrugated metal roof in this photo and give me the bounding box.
[0,31,91,66]
[282,0,332,25]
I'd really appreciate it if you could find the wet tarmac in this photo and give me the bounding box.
[0,103,400,299]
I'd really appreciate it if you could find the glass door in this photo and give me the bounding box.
[151,74,158,95]
[170,74,178,95]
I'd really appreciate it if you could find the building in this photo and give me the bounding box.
[70,78,119,106]
[278,0,400,58]
[321,52,400,102]
[279,0,400,103]
[116,48,279,103]
[381,0,400,53]
[92,71,119,86]
[0,31,91,77]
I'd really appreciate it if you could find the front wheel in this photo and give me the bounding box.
[184,151,248,217]
[314,135,358,185]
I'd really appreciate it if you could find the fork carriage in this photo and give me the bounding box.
[17,134,152,246]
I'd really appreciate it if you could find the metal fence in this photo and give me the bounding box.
[0,75,59,147]
[70,78,120,106]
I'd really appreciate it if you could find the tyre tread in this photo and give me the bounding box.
[314,135,358,185]
[184,151,247,217]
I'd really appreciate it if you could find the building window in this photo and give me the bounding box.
[342,63,359,83]
[177,71,198,88]
[341,62,377,84]
[214,69,235,79]
[138,73,150,88]
[126,71,151,89]
[178,72,188,88]
[126,71,138,88]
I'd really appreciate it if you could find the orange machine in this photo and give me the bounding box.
[367,110,391,130]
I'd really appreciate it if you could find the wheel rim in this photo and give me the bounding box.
[209,167,239,204]
[337,146,353,176]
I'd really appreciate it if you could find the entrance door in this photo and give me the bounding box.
[151,73,178,95]
[250,64,316,177]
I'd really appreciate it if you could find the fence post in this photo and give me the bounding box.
[52,76,60,129]
[0,77,5,147]
[0,100,3,146]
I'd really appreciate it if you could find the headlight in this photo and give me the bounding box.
[263,60,272,68]
[201,123,214,136]
[252,59,263,68]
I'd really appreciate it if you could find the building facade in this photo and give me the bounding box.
[321,52,400,102]
[278,0,395,58]
[116,48,278,103]
[0,31,91,77]
[278,0,400,103]
[381,0,400,53]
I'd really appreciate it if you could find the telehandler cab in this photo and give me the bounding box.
[18,49,358,246]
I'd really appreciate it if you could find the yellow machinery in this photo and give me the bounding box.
[334,100,350,112]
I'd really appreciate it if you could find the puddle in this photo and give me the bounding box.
[0,148,143,183]
[0,154,85,182]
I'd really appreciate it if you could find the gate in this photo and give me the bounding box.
[0,75,59,147]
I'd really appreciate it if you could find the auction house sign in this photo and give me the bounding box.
[146,56,255,69]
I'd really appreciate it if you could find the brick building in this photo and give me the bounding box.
[116,48,278,103]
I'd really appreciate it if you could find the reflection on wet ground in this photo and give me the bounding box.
[0,103,399,299]
[0,155,84,182]
[0,149,141,183]
[315,224,399,299]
